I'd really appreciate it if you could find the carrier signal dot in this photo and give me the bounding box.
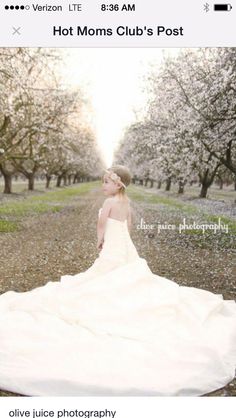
[5,4,26,10]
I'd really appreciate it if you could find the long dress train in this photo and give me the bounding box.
[0,208,235,396]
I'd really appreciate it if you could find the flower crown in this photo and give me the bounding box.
[104,169,127,189]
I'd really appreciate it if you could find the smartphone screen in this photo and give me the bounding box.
[0,1,235,417]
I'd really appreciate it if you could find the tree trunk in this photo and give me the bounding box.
[199,183,209,198]
[157,180,162,189]
[46,175,51,188]
[28,174,35,191]
[56,175,62,187]
[165,178,171,191]
[63,175,67,186]
[68,175,72,185]
[3,172,12,194]
[219,179,223,190]
[178,180,185,194]
[198,163,220,198]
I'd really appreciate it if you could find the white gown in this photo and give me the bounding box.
[0,208,236,397]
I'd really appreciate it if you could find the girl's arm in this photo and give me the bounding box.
[96,199,112,250]
[127,205,132,234]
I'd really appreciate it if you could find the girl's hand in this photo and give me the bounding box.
[96,239,104,251]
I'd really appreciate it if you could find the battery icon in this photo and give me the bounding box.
[214,4,232,10]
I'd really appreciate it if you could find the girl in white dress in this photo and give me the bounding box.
[97,166,132,251]
[0,165,236,397]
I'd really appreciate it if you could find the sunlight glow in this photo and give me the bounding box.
[60,48,180,166]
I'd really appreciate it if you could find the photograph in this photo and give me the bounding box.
[0,47,235,397]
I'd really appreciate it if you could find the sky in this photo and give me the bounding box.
[60,48,180,166]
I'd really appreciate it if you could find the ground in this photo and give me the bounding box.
[0,180,235,396]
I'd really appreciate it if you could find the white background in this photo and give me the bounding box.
[0,0,235,46]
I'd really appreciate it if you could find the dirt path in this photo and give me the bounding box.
[0,187,102,294]
[0,185,235,396]
[131,202,236,300]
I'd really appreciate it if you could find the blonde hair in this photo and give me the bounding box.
[103,165,132,196]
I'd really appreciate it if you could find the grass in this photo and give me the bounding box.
[0,202,63,216]
[175,215,235,235]
[180,229,206,235]
[0,179,99,195]
[205,214,236,234]
[139,182,236,202]
[28,181,97,202]
[0,181,99,232]
[129,185,235,222]
[128,185,199,214]
[0,219,19,232]
[0,180,235,237]
[128,184,236,249]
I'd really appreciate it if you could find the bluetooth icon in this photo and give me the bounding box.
[204,2,210,11]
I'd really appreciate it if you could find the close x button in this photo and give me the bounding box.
[12,26,21,35]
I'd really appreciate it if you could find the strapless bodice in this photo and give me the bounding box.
[98,207,127,224]
[98,207,139,263]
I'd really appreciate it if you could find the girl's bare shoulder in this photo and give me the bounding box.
[103,197,114,204]
[103,196,131,208]
[102,197,114,208]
